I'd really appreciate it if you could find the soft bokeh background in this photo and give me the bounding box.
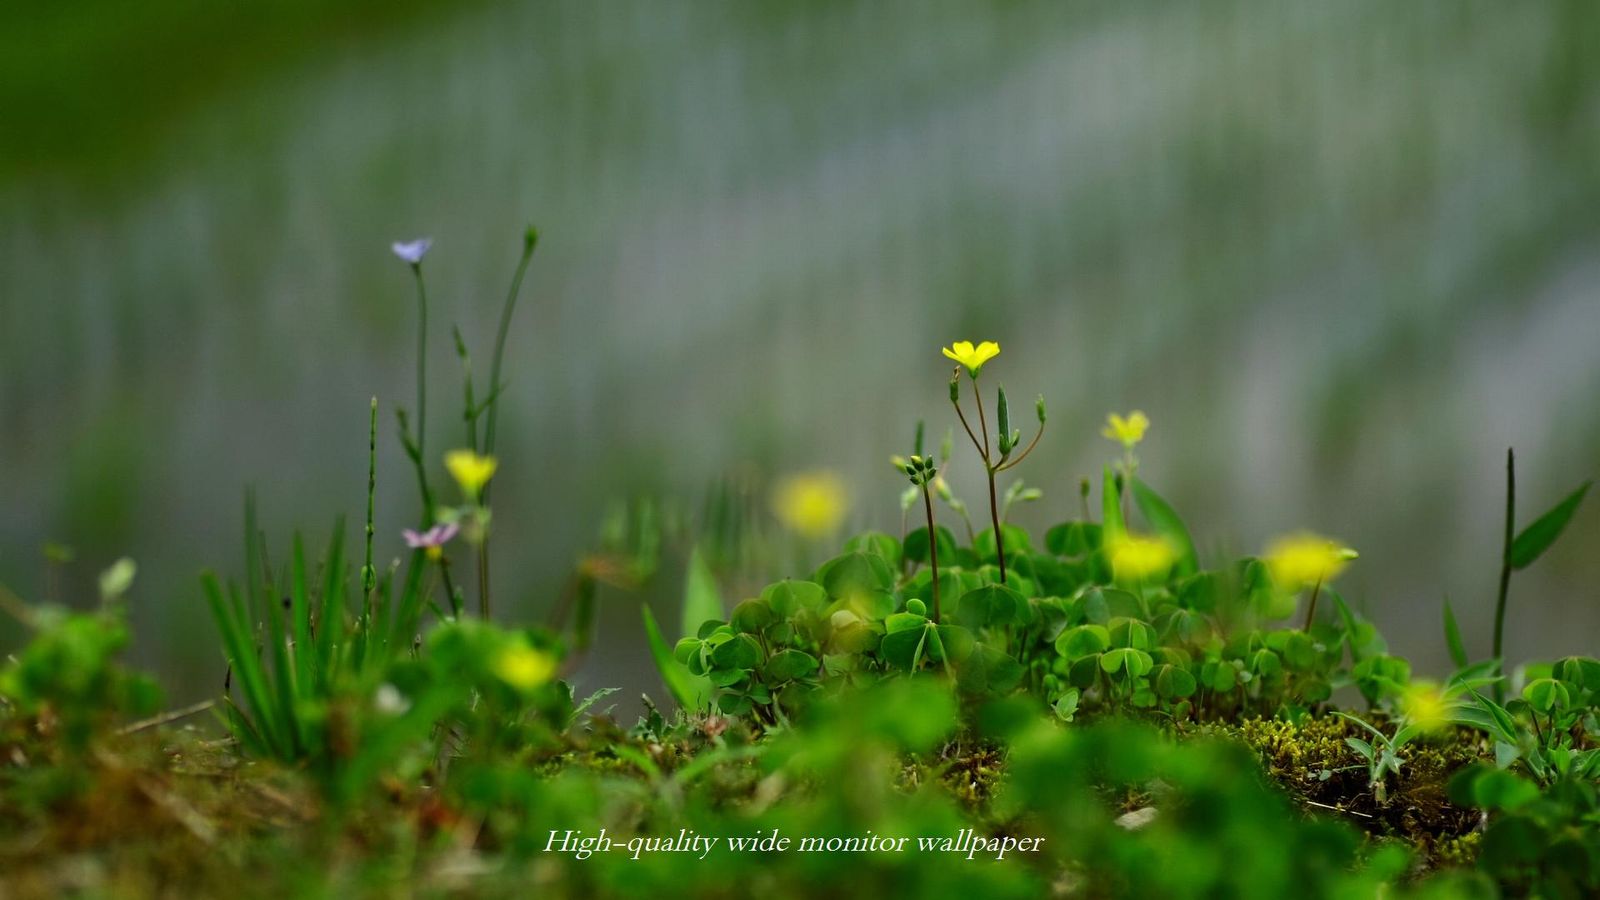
[3,0,1598,707]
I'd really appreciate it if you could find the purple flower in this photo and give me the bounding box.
[391,238,433,265]
[402,522,459,558]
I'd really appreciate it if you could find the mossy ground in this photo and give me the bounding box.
[1,709,1493,897]
[1204,716,1485,871]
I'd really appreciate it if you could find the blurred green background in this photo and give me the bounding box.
[3,0,1598,705]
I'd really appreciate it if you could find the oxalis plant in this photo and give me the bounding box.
[943,340,1045,586]
[652,340,1599,755]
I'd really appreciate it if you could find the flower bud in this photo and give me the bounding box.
[997,385,1012,450]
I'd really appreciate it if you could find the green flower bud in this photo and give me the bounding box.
[906,598,928,617]
[1036,394,1047,424]
[997,385,1012,451]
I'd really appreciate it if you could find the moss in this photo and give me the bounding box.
[1431,830,1482,869]
[1197,715,1488,873]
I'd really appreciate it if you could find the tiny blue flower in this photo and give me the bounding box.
[391,238,433,265]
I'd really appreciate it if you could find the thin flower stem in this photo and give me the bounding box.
[475,231,537,620]
[455,327,479,452]
[477,543,490,620]
[440,560,462,618]
[363,398,377,612]
[995,423,1044,472]
[397,414,437,526]
[1493,447,1515,701]
[923,484,941,624]
[986,466,1007,585]
[410,263,428,462]
[1302,577,1324,632]
[952,397,984,462]
[970,380,1008,584]
[972,376,991,454]
[484,234,538,459]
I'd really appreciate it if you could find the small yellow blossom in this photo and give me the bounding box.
[1107,532,1177,582]
[1101,411,1150,449]
[1401,680,1452,733]
[773,470,850,540]
[941,340,1001,376]
[493,642,557,691]
[445,449,498,499]
[1264,532,1357,591]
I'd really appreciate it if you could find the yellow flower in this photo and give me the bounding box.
[1264,532,1357,591]
[1400,680,1452,734]
[1107,533,1176,582]
[493,642,557,691]
[1101,411,1150,449]
[773,470,850,540]
[941,340,1001,376]
[445,449,498,498]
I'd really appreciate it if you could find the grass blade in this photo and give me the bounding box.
[1130,476,1198,576]
[642,604,709,712]
[1509,480,1591,570]
[1442,596,1469,669]
[680,544,723,639]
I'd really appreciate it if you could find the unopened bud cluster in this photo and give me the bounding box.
[900,454,938,487]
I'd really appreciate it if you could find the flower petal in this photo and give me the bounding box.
[391,238,433,264]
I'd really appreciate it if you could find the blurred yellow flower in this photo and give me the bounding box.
[941,340,1000,376]
[1401,680,1451,733]
[1264,532,1357,591]
[1101,411,1150,449]
[493,642,557,691]
[1107,532,1176,582]
[773,470,850,540]
[445,449,498,498]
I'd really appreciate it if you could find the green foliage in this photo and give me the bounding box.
[1508,480,1591,570]
[1460,662,1600,786]
[0,604,160,753]
[1452,765,1600,896]
[673,500,1393,725]
[7,305,1596,898]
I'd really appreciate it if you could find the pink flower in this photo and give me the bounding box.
[402,522,458,559]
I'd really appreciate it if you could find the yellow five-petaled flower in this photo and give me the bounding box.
[942,340,1000,376]
[772,470,851,540]
[445,449,499,499]
[1264,532,1357,591]
[493,642,558,692]
[1107,532,1177,582]
[1400,680,1452,734]
[1101,411,1150,449]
